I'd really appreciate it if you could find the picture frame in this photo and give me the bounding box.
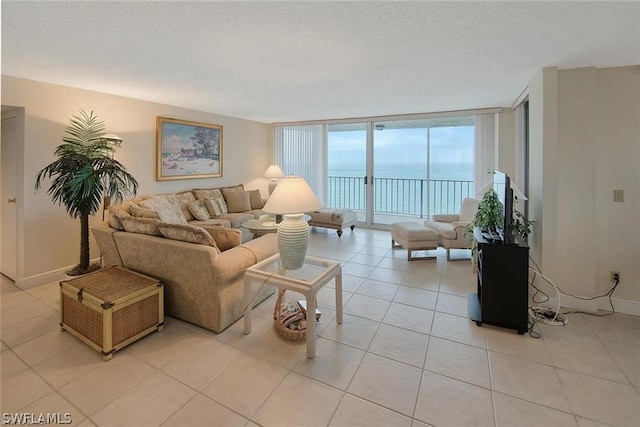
[156,117,223,181]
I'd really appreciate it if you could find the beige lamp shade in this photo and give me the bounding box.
[264,165,285,195]
[263,164,284,179]
[263,176,322,214]
[102,134,123,142]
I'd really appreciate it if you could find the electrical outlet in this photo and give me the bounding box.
[613,189,624,202]
[611,271,621,283]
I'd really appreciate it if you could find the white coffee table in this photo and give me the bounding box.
[243,254,343,358]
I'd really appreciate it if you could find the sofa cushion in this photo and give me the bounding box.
[157,223,218,249]
[216,213,255,228]
[223,189,252,213]
[189,219,232,228]
[120,216,163,236]
[458,197,479,222]
[139,195,187,224]
[193,188,223,201]
[198,225,242,252]
[187,200,211,221]
[175,191,197,221]
[248,189,264,209]
[129,204,161,220]
[423,220,458,239]
[205,197,228,217]
[108,209,131,230]
[222,184,244,193]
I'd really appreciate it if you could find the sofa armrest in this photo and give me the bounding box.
[452,221,472,239]
[211,234,278,283]
[92,223,124,267]
[432,214,459,223]
[451,221,471,229]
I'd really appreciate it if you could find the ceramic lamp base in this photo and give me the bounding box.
[277,213,309,270]
[268,179,279,195]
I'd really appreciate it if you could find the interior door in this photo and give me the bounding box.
[1,111,18,280]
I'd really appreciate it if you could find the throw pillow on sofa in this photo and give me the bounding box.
[204,197,228,217]
[248,189,265,209]
[139,195,187,224]
[130,204,161,220]
[175,191,197,221]
[120,216,163,236]
[193,188,223,201]
[108,209,131,230]
[222,188,252,213]
[198,226,242,252]
[187,200,211,221]
[157,223,218,249]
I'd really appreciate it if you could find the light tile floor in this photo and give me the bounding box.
[1,228,639,426]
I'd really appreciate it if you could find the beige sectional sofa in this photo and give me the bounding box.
[108,183,267,243]
[93,184,278,333]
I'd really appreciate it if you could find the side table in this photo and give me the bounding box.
[243,254,343,358]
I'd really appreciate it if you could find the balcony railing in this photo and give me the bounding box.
[328,176,474,218]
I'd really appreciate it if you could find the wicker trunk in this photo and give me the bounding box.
[60,266,164,361]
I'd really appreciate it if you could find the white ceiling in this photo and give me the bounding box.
[2,1,639,124]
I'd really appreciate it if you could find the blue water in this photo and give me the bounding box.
[327,162,474,216]
[329,162,473,181]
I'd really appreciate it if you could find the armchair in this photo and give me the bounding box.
[424,197,479,260]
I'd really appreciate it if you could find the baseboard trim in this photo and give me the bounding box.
[15,258,102,290]
[15,268,66,290]
[542,295,639,317]
[603,297,640,317]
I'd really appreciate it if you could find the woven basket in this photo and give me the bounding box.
[273,289,306,342]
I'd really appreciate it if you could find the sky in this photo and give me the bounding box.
[328,125,474,178]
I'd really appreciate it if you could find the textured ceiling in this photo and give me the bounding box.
[2,1,639,123]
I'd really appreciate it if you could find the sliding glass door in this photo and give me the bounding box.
[325,115,475,227]
[327,123,368,223]
[371,119,429,225]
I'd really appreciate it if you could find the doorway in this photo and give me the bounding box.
[1,107,24,281]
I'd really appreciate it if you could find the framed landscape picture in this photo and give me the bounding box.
[156,117,223,180]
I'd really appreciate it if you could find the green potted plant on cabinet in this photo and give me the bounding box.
[466,190,534,242]
[35,110,138,276]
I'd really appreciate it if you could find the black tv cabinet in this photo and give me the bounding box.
[467,228,528,334]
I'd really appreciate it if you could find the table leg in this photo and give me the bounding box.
[243,278,252,334]
[335,269,343,324]
[306,293,317,358]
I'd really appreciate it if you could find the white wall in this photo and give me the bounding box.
[593,66,640,307]
[527,66,640,314]
[1,76,272,288]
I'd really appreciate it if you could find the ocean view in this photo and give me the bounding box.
[328,161,474,181]
[325,122,475,218]
[327,162,475,218]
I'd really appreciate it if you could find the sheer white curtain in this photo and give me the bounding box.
[274,124,326,202]
[474,113,496,195]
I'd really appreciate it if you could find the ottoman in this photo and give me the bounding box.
[306,208,357,237]
[390,222,439,261]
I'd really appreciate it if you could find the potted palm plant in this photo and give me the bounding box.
[35,110,138,276]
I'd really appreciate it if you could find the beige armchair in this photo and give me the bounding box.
[424,197,479,260]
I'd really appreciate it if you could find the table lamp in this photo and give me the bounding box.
[264,164,285,195]
[262,176,323,270]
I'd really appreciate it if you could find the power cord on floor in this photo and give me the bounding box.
[528,256,621,319]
